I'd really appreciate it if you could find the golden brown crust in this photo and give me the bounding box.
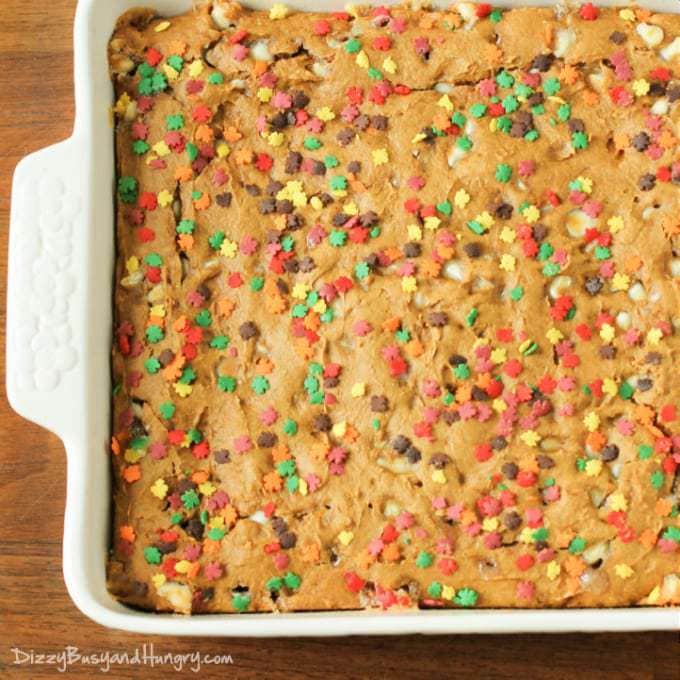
[108,2,680,614]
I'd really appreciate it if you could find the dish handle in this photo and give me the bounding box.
[6,137,85,439]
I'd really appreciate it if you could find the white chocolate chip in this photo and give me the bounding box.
[157,581,192,614]
[628,281,646,302]
[565,209,594,238]
[471,276,493,292]
[443,259,466,282]
[583,540,611,565]
[435,83,454,94]
[251,40,272,62]
[616,311,631,330]
[636,23,664,48]
[651,98,669,115]
[660,36,680,61]
[670,259,680,277]
[549,275,572,300]
[554,28,576,58]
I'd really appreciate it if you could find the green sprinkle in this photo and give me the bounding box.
[557,103,571,121]
[415,551,434,569]
[466,220,485,235]
[495,163,512,183]
[368,67,383,80]
[187,428,202,444]
[143,547,162,565]
[638,444,653,460]
[208,72,224,85]
[177,218,195,234]
[159,402,175,419]
[232,593,251,613]
[251,375,270,395]
[118,176,138,204]
[209,231,225,250]
[178,366,196,384]
[466,308,478,327]
[166,113,184,130]
[277,459,297,477]
[304,137,322,150]
[662,526,680,543]
[250,277,264,292]
[266,577,283,592]
[502,95,519,113]
[195,310,212,327]
[395,328,411,343]
[167,55,184,71]
[436,200,452,216]
[490,9,503,22]
[456,136,473,151]
[208,527,226,541]
[210,335,229,350]
[453,587,478,607]
[470,103,487,118]
[181,489,200,509]
[132,140,150,155]
[146,325,164,343]
[619,382,634,400]
[354,261,370,280]
[217,375,237,393]
[454,363,470,380]
[345,38,362,53]
[496,70,515,88]
[510,286,524,301]
[283,572,301,590]
[292,304,308,318]
[324,154,339,169]
[427,582,443,598]
[572,131,589,150]
[329,230,347,247]
[532,527,549,542]
[568,536,586,554]
[650,470,665,490]
[543,77,561,96]
[283,418,298,435]
[144,357,161,374]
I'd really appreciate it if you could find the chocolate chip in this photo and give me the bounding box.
[370,395,389,412]
[632,132,650,151]
[213,449,230,464]
[286,214,303,230]
[347,160,361,174]
[285,151,302,174]
[257,431,277,448]
[609,30,626,44]
[532,224,548,241]
[266,180,283,196]
[259,198,276,214]
[637,377,653,391]
[536,455,555,469]
[585,275,604,295]
[645,351,662,364]
[337,128,356,146]
[156,541,177,555]
[405,446,422,464]
[648,82,666,97]
[668,85,680,103]
[503,511,522,530]
[448,354,466,366]
[216,192,232,207]
[196,283,211,301]
[271,517,288,534]
[429,453,451,469]
[279,531,297,549]
[442,410,460,425]
[428,311,448,327]
[599,345,616,359]
[492,436,508,451]
[299,256,315,272]
[471,386,489,401]
[527,92,544,107]
[568,118,586,134]
[638,173,656,191]
[332,212,350,227]
[131,581,148,597]
[403,242,421,258]
[531,53,555,72]
[276,199,294,214]
[130,416,146,439]
[313,414,332,432]
[464,242,482,258]
[283,258,299,273]
[354,114,370,131]
[502,462,519,479]
[360,211,379,227]
[244,183,261,196]
[310,160,326,176]
[270,111,291,131]
[371,115,389,130]
[601,444,620,462]
[324,376,339,389]
[392,435,411,453]
[510,122,529,138]
[185,518,204,540]
[291,90,310,109]
[239,321,258,340]
[495,202,514,220]
[175,478,197,494]
[276,278,289,295]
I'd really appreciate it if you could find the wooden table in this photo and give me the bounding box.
[0,2,677,677]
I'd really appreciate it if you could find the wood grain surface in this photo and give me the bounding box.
[0,2,677,678]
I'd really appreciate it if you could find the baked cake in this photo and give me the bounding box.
[108,1,680,614]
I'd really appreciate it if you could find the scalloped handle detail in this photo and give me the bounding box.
[7,138,85,436]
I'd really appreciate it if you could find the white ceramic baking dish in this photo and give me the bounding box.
[7,0,680,635]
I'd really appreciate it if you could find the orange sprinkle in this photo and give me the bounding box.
[122,465,141,483]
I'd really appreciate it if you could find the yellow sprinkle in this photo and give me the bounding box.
[615,563,634,579]
[150,478,168,499]
[174,560,191,574]
[424,216,441,230]
[372,148,389,166]
[316,106,335,122]
[454,188,470,208]
[149,305,165,318]
[619,8,635,21]
[257,87,273,103]
[583,411,600,432]
[519,527,534,544]
[163,64,180,81]
[611,273,630,292]
[602,378,617,397]
[585,459,603,477]
[199,482,216,497]
[157,189,173,208]
[267,131,285,147]
[269,3,289,19]
[332,421,347,439]
[299,478,308,496]
[442,585,455,600]
[437,94,454,112]
[407,224,422,241]
[343,201,358,216]
[607,215,624,233]
[499,254,516,272]
[356,50,370,69]
[188,60,204,78]
[518,339,533,354]
[154,20,171,32]
[412,132,427,144]
[382,57,396,74]
[152,141,171,157]
[482,517,499,532]
[632,79,650,97]
[646,328,663,345]
[312,299,327,314]
[477,211,495,229]
[520,430,540,447]
[126,256,139,274]
[220,239,237,258]
[401,276,417,293]
[492,398,507,413]
[338,530,354,546]
[208,516,224,530]
[546,327,563,345]
[609,493,628,512]
[310,196,323,210]
[351,382,366,397]
[431,470,447,484]
[546,561,561,581]
[490,348,507,364]
[124,448,142,464]
[216,141,230,158]
[599,323,615,342]
[522,205,540,223]
[113,92,132,115]
[292,283,310,300]
[152,574,166,588]
[576,176,593,194]
[646,585,660,604]
[174,383,193,398]
[499,226,516,243]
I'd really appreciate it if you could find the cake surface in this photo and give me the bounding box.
[108,1,680,614]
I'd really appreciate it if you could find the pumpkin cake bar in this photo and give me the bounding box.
[107,1,680,614]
